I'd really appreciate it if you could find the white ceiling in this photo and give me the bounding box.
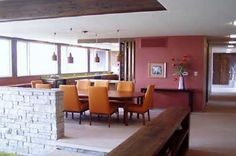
[0,0,236,50]
[212,46,236,53]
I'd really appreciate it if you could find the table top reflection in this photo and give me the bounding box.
[78,90,145,99]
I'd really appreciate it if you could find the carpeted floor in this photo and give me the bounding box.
[52,98,236,156]
[56,109,164,153]
[185,100,236,156]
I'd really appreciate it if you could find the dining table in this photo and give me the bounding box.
[78,90,145,125]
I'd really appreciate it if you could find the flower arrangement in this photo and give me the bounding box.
[171,55,190,77]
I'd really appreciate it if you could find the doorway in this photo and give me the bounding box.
[209,46,236,94]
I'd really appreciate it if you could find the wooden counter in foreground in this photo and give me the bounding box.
[107,107,190,156]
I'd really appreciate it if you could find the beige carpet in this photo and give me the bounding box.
[186,100,236,156]
[53,98,236,156]
[57,109,163,153]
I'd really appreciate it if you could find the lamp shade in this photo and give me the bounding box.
[94,53,100,63]
[52,52,57,61]
[67,52,74,63]
[117,52,122,62]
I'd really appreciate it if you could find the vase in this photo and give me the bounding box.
[178,75,185,90]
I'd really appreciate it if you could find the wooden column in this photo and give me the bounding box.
[121,41,135,81]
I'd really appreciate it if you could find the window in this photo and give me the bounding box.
[17,41,28,76]
[61,46,88,73]
[17,41,57,76]
[0,39,12,77]
[90,49,109,72]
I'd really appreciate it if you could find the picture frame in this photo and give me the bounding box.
[148,62,167,78]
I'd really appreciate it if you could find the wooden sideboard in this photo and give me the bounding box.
[141,88,194,112]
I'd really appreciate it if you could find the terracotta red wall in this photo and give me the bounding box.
[135,36,206,111]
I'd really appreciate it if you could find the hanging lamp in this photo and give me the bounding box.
[67,52,74,63]
[52,32,58,61]
[94,34,100,63]
[117,52,122,62]
[116,29,122,62]
[52,52,57,61]
[67,28,74,63]
[94,52,100,63]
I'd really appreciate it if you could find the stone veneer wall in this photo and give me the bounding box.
[0,87,64,155]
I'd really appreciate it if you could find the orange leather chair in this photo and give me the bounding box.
[117,81,134,92]
[35,83,52,89]
[94,80,109,89]
[31,80,43,88]
[125,84,155,125]
[76,79,91,91]
[88,86,119,127]
[113,81,135,106]
[60,85,89,124]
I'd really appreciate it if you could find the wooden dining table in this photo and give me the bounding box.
[78,90,145,125]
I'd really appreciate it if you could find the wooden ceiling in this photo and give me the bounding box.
[0,0,166,22]
[208,36,236,46]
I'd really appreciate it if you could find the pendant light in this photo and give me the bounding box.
[116,29,122,62]
[94,52,100,63]
[94,34,100,63]
[52,32,58,61]
[67,28,74,63]
[67,52,74,63]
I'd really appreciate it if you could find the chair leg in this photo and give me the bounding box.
[148,110,151,121]
[79,112,82,124]
[137,113,140,119]
[117,110,119,121]
[124,110,128,126]
[65,112,68,118]
[130,112,133,119]
[142,113,146,125]
[108,115,111,128]
[72,112,74,119]
[89,113,92,126]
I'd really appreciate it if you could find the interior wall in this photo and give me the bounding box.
[135,36,206,111]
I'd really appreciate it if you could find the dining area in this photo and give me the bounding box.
[21,78,159,155]
[32,79,155,127]
[26,78,159,156]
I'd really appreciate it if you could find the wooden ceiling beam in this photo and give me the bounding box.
[0,0,166,22]
[77,38,134,43]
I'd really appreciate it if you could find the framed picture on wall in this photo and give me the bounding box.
[148,62,167,78]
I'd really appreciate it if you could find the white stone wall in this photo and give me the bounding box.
[0,87,64,155]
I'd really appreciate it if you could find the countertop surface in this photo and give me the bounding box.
[42,74,117,81]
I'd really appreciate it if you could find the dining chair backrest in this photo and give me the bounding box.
[117,81,134,92]
[35,83,52,89]
[88,86,110,114]
[76,79,91,90]
[142,85,155,110]
[59,85,81,111]
[94,80,109,89]
[31,80,43,88]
